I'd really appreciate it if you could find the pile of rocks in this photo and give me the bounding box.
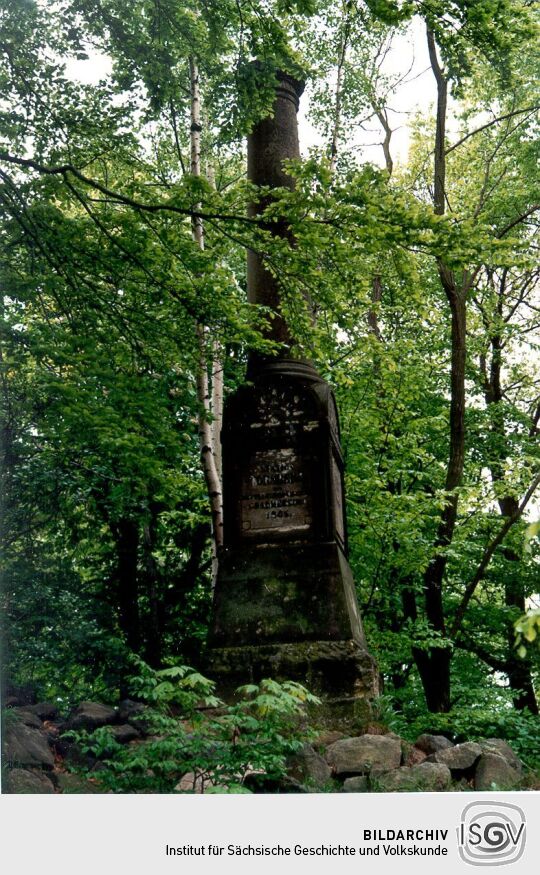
[290,732,524,793]
[2,695,525,793]
[2,699,147,794]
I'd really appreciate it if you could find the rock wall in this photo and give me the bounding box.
[1,693,526,794]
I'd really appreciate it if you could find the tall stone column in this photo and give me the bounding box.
[246,71,301,350]
[206,69,379,714]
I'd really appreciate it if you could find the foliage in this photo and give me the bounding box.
[1,0,538,757]
[515,611,540,657]
[369,648,540,771]
[66,662,320,793]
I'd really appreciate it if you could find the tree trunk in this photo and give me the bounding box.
[329,5,351,173]
[481,303,538,714]
[111,518,141,653]
[413,647,452,712]
[413,30,464,712]
[427,27,447,216]
[189,56,224,571]
[142,504,163,668]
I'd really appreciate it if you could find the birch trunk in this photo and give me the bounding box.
[189,57,224,569]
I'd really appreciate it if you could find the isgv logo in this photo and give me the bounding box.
[458,801,526,866]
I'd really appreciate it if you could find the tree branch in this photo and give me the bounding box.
[455,633,510,674]
[445,105,540,155]
[451,472,540,635]
[426,26,447,216]
[0,151,257,225]
[497,204,539,238]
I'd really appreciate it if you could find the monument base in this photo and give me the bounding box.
[204,639,379,727]
[206,542,380,720]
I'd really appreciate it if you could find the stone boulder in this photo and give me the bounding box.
[326,734,402,776]
[9,708,43,730]
[27,702,59,721]
[111,724,140,744]
[117,699,151,734]
[3,723,54,769]
[404,745,428,767]
[287,744,332,789]
[4,768,55,794]
[474,754,521,791]
[313,730,346,749]
[415,734,454,756]
[68,702,117,730]
[479,739,522,773]
[342,776,369,793]
[175,772,212,793]
[426,741,482,774]
[374,762,452,793]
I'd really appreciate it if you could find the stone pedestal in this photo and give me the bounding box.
[206,360,379,709]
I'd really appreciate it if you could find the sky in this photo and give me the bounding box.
[64,16,439,170]
[298,16,438,167]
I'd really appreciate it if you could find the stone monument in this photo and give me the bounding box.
[207,69,379,710]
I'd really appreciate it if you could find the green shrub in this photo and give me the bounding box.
[66,659,320,793]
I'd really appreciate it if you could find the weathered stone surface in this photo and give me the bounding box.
[326,734,402,776]
[415,734,454,755]
[287,744,332,788]
[68,702,117,730]
[375,762,452,793]
[111,724,140,743]
[404,744,427,767]
[4,768,55,794]
[10,708,43,729]
[211,543,367,649]
[3,723,54,769]
[479,739,522,773]
[474,754,521,791]
[342,776,369,793]
[313,730,346,749]
[208,638,379,704]
[386,732,411,763]
[426,741,481,773]
[27,702,59,721]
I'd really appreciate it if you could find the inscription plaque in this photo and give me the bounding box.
[239,447,312,536]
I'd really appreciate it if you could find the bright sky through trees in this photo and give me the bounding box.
[64,16,439,166]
